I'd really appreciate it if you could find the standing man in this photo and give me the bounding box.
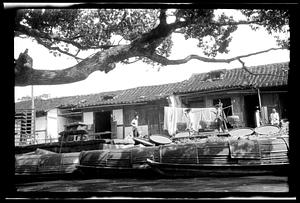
[255,106,261,127]
[131,112,140,137]
[270,108,280,126]
[215,100,227,133]
[215,103,223,133]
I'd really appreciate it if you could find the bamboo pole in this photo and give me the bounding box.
[31,85,36,144]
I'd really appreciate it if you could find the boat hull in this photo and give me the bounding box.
[146,136,289,177]
[146,159,289,177]
[15,151,82,182]
[77,146,162,178]
[76,165,160,179]
[15,136,289,180]
[15,171,84,183]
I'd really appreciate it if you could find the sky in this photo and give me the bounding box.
[14,10,290,102]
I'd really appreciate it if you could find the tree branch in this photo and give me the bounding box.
[238,58,287,78]
[15,44,136,86]
[145,48,284,65]
[211,20,264,27]
[15,45,287,86]
[169,19,263,32]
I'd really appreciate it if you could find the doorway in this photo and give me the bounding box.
[94,111,112,134]
[279,92,288,119]
[244,95,259,128]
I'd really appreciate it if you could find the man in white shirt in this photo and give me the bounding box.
[270,108,280,126]
[131,113,139,137]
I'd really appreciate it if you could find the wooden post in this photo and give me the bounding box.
[257,88,263,125]
[221,106,228,131]
[158,106,161,134]
[122,107,125,139]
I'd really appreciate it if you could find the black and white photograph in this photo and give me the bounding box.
[4,1,297,200]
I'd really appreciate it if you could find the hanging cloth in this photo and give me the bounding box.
[163,107,187,135]
[189,108,217,131]
[164,107,217,135]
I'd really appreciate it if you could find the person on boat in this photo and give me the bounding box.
[255,106,261,127]
[184,108,195,135]
[131,113,140,137]
[270,108,280,126]
[215,102,225,133]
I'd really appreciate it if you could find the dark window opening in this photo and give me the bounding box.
[65,115,83,125]
[101,95,115,101]
[205,70,226,81]
[279,93,288,119]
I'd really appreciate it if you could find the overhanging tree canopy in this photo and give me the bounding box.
[14,8,289,86]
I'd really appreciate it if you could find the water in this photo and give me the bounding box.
[15,176,289,194]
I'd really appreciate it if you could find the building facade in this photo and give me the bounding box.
[15,83,182,144]
[173,62,289,128]
[15,62,289,145]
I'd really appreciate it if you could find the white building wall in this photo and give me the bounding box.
[83,112,94,132]
[83,112,94,124]
[112,109,123,125]
[36,116,47,131]
[57,109,67,133]
[47,108,59,142]
[116,126,123,139]
[113,109,124,138]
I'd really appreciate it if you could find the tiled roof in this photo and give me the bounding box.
[15,62,289,112]
[61,82,184,108]
[15,82,183,112]
[15,95,88,112]
[174,62,289,94]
